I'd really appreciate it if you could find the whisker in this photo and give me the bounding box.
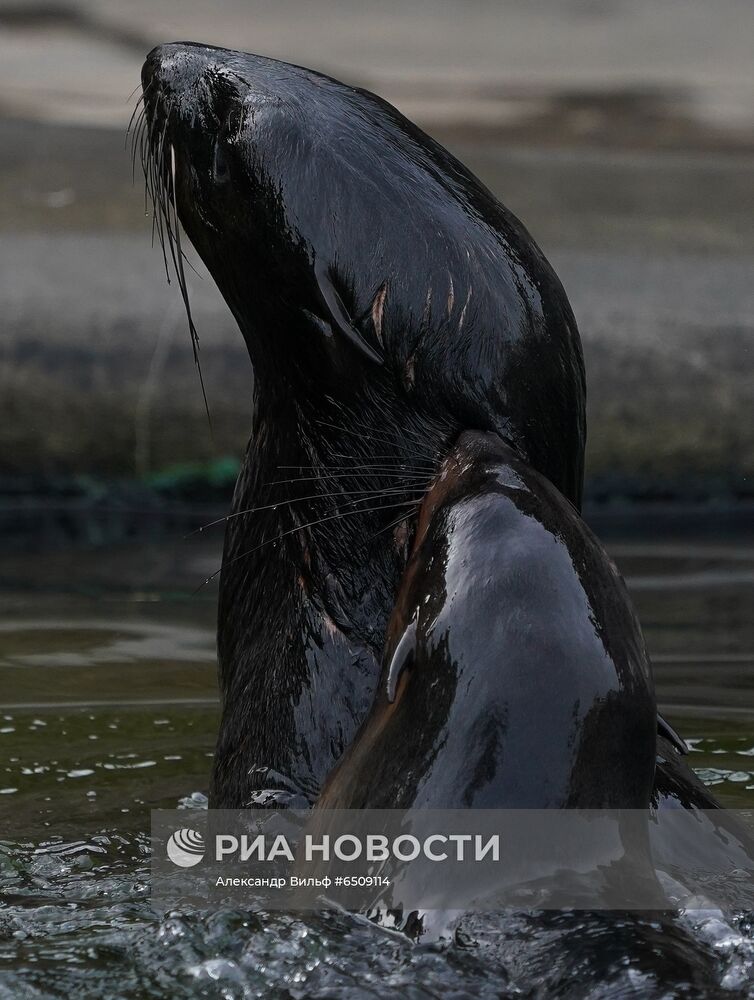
[144,105,162,238]
[312,418,425,454]
[371,508,416,541]
[265,470,432,487]
[185,482,429,536]
[128,78,154,104]
[313,416,436,460]
[126,94,145,132]
[194,499,422,593]
[135,97,213,437]
[131,109,147,179]
[125,98,144,149]
[327,452,433,461]
[152,111,174,282]
[168,144,213,431]
[150,114,171,261]
[276,463,433,472]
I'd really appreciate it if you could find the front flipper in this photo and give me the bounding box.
[318,431,657,810]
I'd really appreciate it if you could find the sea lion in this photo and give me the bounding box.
[138,43,716,816]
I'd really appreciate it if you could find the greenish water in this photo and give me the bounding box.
[1,534,753,997]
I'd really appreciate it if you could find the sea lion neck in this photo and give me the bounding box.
[238,384,445,653]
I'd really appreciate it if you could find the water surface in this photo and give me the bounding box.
[1,534,753,996]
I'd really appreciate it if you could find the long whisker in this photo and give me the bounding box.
[131,108,147,178]
[136,93,214,439]
[125,98,144,148]
[153,118,175,274]
[149,119,165,254]
[371,508,417,541]
[328,452,433,461]
[153,107,176,284]
[185,482,429,536]
[169,143,213,431]
[312,418,432,455]
[193,499,422,593]
[275,463,434,472]
[145,105,164,242]
[264,470,432,486]
[128,78,154,104]
[313,416,437,459]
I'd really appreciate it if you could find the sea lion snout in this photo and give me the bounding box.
[142,43,261,139]
[141,44,219,147]
[142,42,220,96]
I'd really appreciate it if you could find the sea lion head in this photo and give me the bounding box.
[140,42,584,506]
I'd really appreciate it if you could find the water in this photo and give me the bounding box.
[1,533,753,997]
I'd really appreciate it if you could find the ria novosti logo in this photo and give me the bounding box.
[166,828,205,868]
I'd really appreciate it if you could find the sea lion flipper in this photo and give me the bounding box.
[318,432,658,810]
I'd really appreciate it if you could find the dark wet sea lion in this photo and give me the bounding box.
[139,43,717,816]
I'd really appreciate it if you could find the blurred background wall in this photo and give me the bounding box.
[1,0,753,531]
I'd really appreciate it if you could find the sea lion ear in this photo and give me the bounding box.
[314,258,384,366]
